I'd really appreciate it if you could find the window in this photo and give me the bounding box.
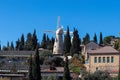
[103,57,105,63]
[111,56,114,63]
[98,57,101,63]
[94,57,97,63]
[107,57,110,63]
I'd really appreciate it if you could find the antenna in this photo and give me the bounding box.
[57,16,60,29]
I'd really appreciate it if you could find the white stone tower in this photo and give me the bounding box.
[53,16,64,54]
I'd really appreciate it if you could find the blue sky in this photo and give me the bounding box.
[0,0,120,47]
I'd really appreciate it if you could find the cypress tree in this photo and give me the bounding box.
[32,29,38,50]
[20,34,25,50]
[83,33,90,45]
[16,39,20,50]
[29,54,33,80]
[93,33,97,43]
[63,56,71,80]
[63,27,71,55]
[70,29,81,56]
[41,33,47,49]
[34,46,41,80]
[10,41,14,50]
[99,32,103,45]
[25,33,33,50]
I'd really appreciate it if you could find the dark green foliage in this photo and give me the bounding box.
[32,29,38,50]
[15,39,20,50]
[84,70,112,80]
[44,57,64,67]
[0,44,1,51]
[29,54,33,80]
[63,56,71,80]
[25,33,33,50]
[93,33,97,43]
[103,35,115,45]
[10,41,14,50]
[19,34,25,50]
[83,33,90,45]
[70,29,81,56]
[41,33,47,49]
[99,32,103,45]
[33,46,41,80]
[63,27,71,55]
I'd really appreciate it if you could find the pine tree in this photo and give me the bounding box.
[93,33,97,43]
[70,29,81,56]
[34,46,41,80]
[83,33,90,45]
[63,27,71,55]
[32,29,38,50]
[63,56,71,80]
[29,54,33,80]
[99,32,103,45]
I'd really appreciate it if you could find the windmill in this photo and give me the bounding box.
[45,16,72,54]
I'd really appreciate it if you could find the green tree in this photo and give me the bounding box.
[99,32,103,45]
[103,35,115,45]
[63,56,71,80]
[32,29,38,50]
[33,46,41,80]
[29,54,33,80]
[10,41,14,50]
[83,33,90,45]
[20,34,25,50]
[25,33,33,50]
[63,27,71,55]
[16,38,20,50]
[41,33,47,49]
[93,33,97,43]
[70,29,81,56]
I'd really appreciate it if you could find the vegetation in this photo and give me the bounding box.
[63,27,71,55]
[33,46,41,80]
[99,32,103,45]
[70,29,81,56]
[28,54,33,80]
[83,33,90,45]
[63,56,71,80]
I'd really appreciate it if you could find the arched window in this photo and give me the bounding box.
[98,57,101,63]
[107,57,110,63]
[94,57,97,63]
[111,56,114,63]
[103,57,105,63]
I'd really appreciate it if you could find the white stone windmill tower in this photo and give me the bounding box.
[53,16,64,54]
[45,16,72,54]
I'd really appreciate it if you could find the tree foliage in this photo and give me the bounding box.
[103,35,115,45]
[93,33,97,43]
[63,56,71,80]
[83,33,90,45]
[99,32,103,45]
[63,27,71,55]
[70,29,81,56]
[28,54,33,80]
[33,46,41,80]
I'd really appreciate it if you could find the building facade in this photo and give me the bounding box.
[84,42,120,76]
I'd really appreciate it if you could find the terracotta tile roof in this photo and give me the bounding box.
[88,46,119,54]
